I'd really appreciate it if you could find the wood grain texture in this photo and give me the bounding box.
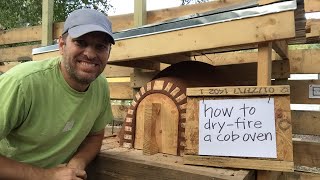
[258,42,272,86]
[292,110,320,136]
[109,11,295,63]
[134,93,179,155]
[143,103,160,155]
[187,85,290,96]
[87,148,254,180]
[183,155,294,172]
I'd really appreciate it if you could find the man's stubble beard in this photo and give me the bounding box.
[63,58,99,85]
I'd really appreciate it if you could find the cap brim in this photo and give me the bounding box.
[68,24,115,44]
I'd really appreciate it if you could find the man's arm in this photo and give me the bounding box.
[0,155,86,180]
[67,130,105,170]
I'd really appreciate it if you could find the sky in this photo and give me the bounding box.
[108,0,183,16]
[107,0,320,19]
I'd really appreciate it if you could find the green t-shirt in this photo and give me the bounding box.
[0,57,113,168]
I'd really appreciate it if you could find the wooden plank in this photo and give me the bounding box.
[289,49,320,74]
[130,71,158,88]
[257,171,282,180]
[304,0,320,13]
[272,40,288,60]
[284,80,320,104]
[192,49,320,74]
[283,171,320,180]
[292,111,320,136]
[187,85,290,96]
[293,140,320,168]
[0,26,41,45]
[183,155,294,172]
[306,19,320,39]
[143,103,160,155]
[32,51,60,61]
[0,45,39,62]
[41,0,54,46]
[109,82,133,99]
[258,0,282,5]
[109,11,295,63]
[113,60,161,70]
[87,148,254,180]
[258,42,272,86]
[185,96,293,170]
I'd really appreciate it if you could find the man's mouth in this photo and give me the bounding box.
[79,61,97,67]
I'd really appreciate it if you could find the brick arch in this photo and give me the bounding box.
[120,77,188,156]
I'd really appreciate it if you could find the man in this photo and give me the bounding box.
[0,8,114,179]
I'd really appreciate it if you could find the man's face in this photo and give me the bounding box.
[59,32,111,89]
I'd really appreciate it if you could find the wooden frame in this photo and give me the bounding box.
[184,85,294,172]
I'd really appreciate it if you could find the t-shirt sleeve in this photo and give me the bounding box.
[0,74,27,140]
[90,79,114,134]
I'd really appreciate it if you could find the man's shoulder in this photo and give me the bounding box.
[3,56,61,79]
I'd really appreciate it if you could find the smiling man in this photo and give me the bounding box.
[0,9,114,179]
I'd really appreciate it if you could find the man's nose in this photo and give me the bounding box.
[83,46,97,59]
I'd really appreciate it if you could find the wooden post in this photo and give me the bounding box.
[257,42,272,86]
[132,0,148,95]
[134,0,147,27]
[143,103,160,155]
[41,0,54,46]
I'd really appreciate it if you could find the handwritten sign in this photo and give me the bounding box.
[199,98,277,158]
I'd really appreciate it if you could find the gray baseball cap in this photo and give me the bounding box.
[63,8,115,44]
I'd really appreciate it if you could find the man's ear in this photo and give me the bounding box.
[58,36,65,55]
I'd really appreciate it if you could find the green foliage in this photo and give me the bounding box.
[0,0,113,29]
[289,44,320,50]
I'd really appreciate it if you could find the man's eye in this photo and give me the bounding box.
[74,40,86,47]
[96,44,108,51]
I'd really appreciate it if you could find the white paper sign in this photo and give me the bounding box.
[199,98,277,158]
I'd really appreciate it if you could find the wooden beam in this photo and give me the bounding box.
[0,26,41,45]
[283,171,320,180]
[292,111,320,136]
[109,11,295,63]
[272,40,288,60]
[0,45,39,62]
[306,19,320,39]
[257,42,272,86]
[304,0,320,13]
[258,0,282,5]
[183,155,294,172]
[278,80,320,104]
[134,0,147,27]
[130,71,158,88]
[293,139,320,168]
[1,1,298,46]
[187,85,290,96]
[112,60,161,71]
[87,149,254,180]
[257,171,282,180]
[109,82,133,99]
[41,0,54,46]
